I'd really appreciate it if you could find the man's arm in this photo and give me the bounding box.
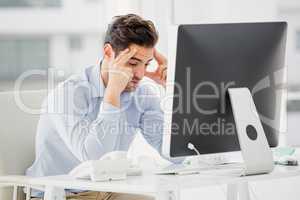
[103,48,136,108]
[139,91,183,164]
[46,83,136,162]
[141,49,167,153]
[139,90,164,154]
[47,48,138,162]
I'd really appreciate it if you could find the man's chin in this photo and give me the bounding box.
[124,86,137,92]
[124,82,140,92]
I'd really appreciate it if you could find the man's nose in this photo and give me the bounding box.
[133,68,144,80]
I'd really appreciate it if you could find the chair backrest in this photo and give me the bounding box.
[0,90,46,199]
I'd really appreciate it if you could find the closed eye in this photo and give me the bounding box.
[129,63,138,67]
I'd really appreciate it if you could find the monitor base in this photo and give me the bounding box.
[183,154,232,167]
[156,158,245,176]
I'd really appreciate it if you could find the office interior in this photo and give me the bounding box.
[0,0,300,199]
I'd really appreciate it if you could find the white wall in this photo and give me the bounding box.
[173,0,276,24]
[277,11,300,85]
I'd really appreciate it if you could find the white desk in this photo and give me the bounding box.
[29,165,300,200]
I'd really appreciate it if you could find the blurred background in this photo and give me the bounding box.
[0,0,300,199]
[0,0,299,89]
[0,0,299,145]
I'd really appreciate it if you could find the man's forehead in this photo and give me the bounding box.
[129,45,154,62]
[130,55,153,63]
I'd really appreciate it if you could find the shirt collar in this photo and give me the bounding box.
[90,64,105,98]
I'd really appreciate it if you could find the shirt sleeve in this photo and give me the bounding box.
[47,82,135,162]
[139,86,184,164]
[139,89,164,154]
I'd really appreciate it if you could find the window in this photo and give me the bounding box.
[0,38,49,80]
[0,0,61,8]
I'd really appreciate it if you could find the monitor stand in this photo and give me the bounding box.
[184,88,274,175]
[228,87,274,175]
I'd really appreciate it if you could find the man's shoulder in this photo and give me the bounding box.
[57,66,96,93]
[61,65,94,87]
[44,66,96,109]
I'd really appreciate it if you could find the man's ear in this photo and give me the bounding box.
[103,44,114,59]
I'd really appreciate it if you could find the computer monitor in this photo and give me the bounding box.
[162,22,287,158]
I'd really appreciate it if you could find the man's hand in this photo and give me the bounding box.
[145,49,167,87]
[104,48,137,108]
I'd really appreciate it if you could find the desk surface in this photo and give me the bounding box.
[28,165,300,194]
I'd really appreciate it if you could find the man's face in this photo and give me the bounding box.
[123,44,154,91]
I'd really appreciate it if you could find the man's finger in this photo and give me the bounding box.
[145,71,156,79]
[110,67,133,80]
[154,49,167,65]
[116,48,137,65]
[161,68,167,80]
[114,48,129,63]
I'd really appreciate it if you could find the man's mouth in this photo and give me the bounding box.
[130,80,140,85]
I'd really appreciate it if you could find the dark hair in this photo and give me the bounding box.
[104,14,158,53]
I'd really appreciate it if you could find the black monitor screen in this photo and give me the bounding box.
[170,22,287,157]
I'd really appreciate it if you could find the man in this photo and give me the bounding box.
[26,14,167,200]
